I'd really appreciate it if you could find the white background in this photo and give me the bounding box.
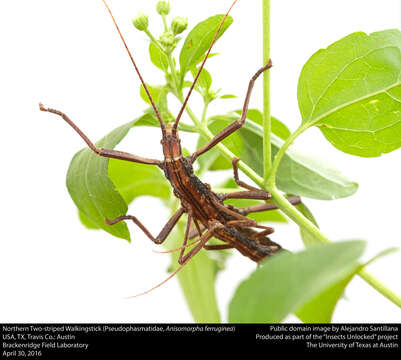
[0,0,400,323]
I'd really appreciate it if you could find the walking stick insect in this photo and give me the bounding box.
[39,0,301,296]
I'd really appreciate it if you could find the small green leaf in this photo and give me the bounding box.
[220,94,237,99]
[199,113,358,200]
[149,42,169,72]
[139,84,163,106]
[140,85,173,123]
[135,111,196,133]
[191,66,212,91]
[67,121,135,241]
[298,29,401,157]
[228,240,366,323]
[179,14,233,81]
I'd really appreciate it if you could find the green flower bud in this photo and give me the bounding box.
[156,1,170,15]
[159,30,176,49]
[171,17,188,35]
[132,12,149,31]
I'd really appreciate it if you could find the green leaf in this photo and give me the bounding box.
[179,14,233,81]
[228,240,366,323]
[140,85,174,123]
[66,121,135,241]
[108,159,170,205]
[296,246,399,323]
[297,202,320,247]
[166,221,221,323]
[135,111,196,133]
[298,29,401,157]
[149,42,169,72]
[220,94,237,99]
[235,109,291,140]
[139,84,164,105]
[78,210,100,229]
[296,273,355,323]
[191,66,212,91]
[199,113,358,200]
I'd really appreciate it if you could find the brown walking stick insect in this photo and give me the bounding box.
[39,0,301,296]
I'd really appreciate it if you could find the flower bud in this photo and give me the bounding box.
[156,1,170,16]
[159,31,175,48]
[132,12,149,31]
[171,17,188,35]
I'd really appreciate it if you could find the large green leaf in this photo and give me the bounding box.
[296,273,355,323]
[67,115,172,240]
[67,121,135,241]
[296,247,399,323]
[298,29,401,157]
[228,240,366,323]
[198,113,358,200]
[179,14,233,81]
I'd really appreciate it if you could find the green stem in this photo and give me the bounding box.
[201,101,210,126]
[358,268,401,308]
[262,0,272,184]
[267,123,309,187]
[161,14,169,32]
[144,29,163,51]
[167,53,180,95]
[270,186,330,242]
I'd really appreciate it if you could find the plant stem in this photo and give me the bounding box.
[144,29,163,51]
[201,101,210,126]
[358,268,401,308]
[167,53,180,95]
[270,186,330,242]
[267,123,309,187]
[262,0,272,184]
[161,14,169,32]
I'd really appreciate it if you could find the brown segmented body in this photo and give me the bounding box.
[160,127,281,262]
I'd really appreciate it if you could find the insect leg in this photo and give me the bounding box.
[219,190,270,201]
[238,196,302,216]
[178,221,223,265]
[210,195,256,222]
[231,157,271,197]
[106,207,185,245]
[191,61,272,162]
[188,222,206,240]
[178,213,193,264]
[204,244,234,251]
[39,104,162,166]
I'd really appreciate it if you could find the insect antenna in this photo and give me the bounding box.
[173,0,238,134]
[152,238,201,254]
[126,262,188,299]
[102,0,166,136]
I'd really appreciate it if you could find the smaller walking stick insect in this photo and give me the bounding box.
[39,0,301,296]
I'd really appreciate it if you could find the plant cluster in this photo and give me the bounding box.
[65,1,401,322]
